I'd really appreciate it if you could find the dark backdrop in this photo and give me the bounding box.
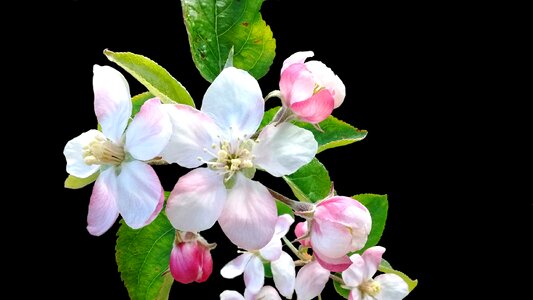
[39,0,462,298]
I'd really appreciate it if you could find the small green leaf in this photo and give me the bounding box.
[116,213,175,300]
[181,0,276,81]
[379,259,418,292]
[294,117,367,153]
[104,50,195,107]
[260,107,367,153]
[276,200,294,218]
[333,276,350,299]
[131,92,155,116]
[353,194,388,252]
[64,172,99,189]
[283,158,331,203]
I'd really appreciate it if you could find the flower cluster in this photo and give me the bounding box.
[64,52,411,299]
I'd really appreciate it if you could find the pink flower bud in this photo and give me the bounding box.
[279,51,346,124]
[294,221,311,247]
[169,232,214,284]
[310,196,372,272]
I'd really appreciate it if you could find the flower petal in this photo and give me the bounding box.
[362,246,385,279]
[374,274,409,300]
[274,214,294,238]
[218,175,277,250]
[244,256,265,294]
[166,168,226,232]
[294,221,311,247]
[161,104,220,168]
[259,238,282,262]
[271,251,295,299]
[221,253,253,279]
[125,98,172,161]
[87,167,119,236]
[220,290,245,300]
[290,89,335,124]
[349,290,363,300]
[253,123,317,177]
[311,218,353,258]
[314,249,352,272]
[201,67,264,138]
[116,161,163,229]
[93,65,131,143]
[294,260,330,300]
[305,60,346,108]
[281,51,314,74]
[342,254,366,287]
[279,64,315,106]
[255,286,282,300]
[64,129,103,178]
[169,242,202,284]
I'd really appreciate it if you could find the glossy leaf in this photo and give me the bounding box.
[353,194,388,252]
[283,158,331,203]
[379,259,418,292]
[333,275,350,299]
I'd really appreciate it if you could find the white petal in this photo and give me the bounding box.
[349,290,363,300]
[362,246,385,279]
[271,252,295,299]
[201,67,264,139]
[166,168,226,231]
[64,129,102,178]
[274,214,294,238]
[244,256,265,294]
[253,123,317,177]
[305,60,346,108]
[160,104,220,168]
[255,286,282,300]
[93,65,131,143]
[220,253,253,279]
[374,274,409,300]
[87,167,119,236]
[311,219,353,258]
[294,260,330,300]
[116,161,163,229]
[125,98,172,160]
[218,175,277,250]
[220,290,245,300]
[281,51,314,74]
[259,238,282,262]
[342,254,366,288]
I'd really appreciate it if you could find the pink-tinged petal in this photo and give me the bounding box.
[244,256,265,294]
[294,260,330,300]
[374,274,409,300]
[362,246,385,279]
[274,214,294,238]
[271,251,295,299]
[218,175,277,250]
[221,253,253,279]
[166,168,226,231]
[253,123,317,177]
[197,244,213,282]
[87,167,119,236]
[349,290,363,300]
[290,89,335,124]
[116,161,163,229]
[279,64,315,106]
[169,242,202,284]
[280,51,314,74]
[311,219,353,258]
[259,238,282,262]
[161,104,220,167]
[143,189,164,226]
[201,67,264,138]
[305,60,346,108]
[294,221,311,247]
[64,129,103,178]
[342,254,366,287]
[220,290,245,300]
[255,286,282,300]
[314,249,352,272]
[124,98,172,161]
[93,65,131,143]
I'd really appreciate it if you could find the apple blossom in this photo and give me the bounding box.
[169,231,214,284]
[220,286,282,300]
[294,260,330,300]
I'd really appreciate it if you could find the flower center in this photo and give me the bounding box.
[83,135,125,166]
[359,279,381,297]
[202,139,255,181]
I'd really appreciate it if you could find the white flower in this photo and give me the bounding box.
[63,65,171,235]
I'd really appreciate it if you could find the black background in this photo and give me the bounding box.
[32,0,517,298]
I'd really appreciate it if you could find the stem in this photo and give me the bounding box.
[330,274,345,285]
[145,157,169,165]
[268,188,315,213]
[264,90,281,102]
[282,236,301,258]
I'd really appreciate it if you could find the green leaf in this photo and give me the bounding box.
[64,172,99,189]
[379,259,418,292]
[333,276,350,299]
[260,107,367,153]
[116,213,175,300]
[104,50,195,107]
[353,194,388,252]
[283,158,331,203]
[131,92,155,116]
[276,200,294,218]
[181,0,276,81]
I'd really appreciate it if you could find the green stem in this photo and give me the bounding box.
[282,236,306,260]
[268,188,314,213]
[330,274,345,285]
